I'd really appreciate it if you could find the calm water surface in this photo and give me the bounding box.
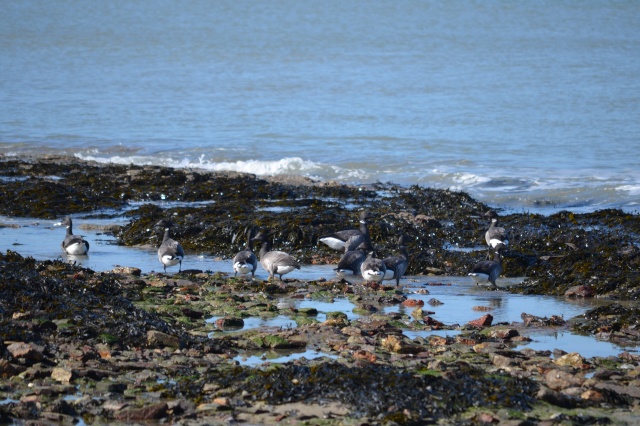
[2,0,639,213]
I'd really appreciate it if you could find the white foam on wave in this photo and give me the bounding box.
[616,185,640,195]
[75,153,369,182]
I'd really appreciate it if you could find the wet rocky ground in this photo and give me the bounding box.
[1,155,639,425]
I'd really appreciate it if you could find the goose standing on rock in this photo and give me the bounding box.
[360,251,387,283]
[319,210,371,251]
[382,235,409,286]
[156,220,184,273]
[233,228,258,277]
[60,216,90,255]
[252,231,301,280]
[484,210,509,253]
[468,243,505,289]
[335,241,371,278]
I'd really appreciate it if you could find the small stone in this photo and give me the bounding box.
[7,342,44,361]
[545,369,584,390]
[112,266,142,276]
[51,367,74,383]
[490,354,519,368]
[423,316,445,328]
[488,328,519,340]
[429,336,450,346]
[564,285,594,298]
[115,402,168,420]
[554,352,586,368]
[580,389,604,402]
[468,314,493,328]
[353,350,377,363]
[402,298,424,307]
[146,330,181,349]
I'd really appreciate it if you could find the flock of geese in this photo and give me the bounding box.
[59,210,509,288]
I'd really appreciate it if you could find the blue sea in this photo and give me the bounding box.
[2,0,639,214]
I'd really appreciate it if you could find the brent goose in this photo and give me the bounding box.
[468,243,505,288]
[319,210,371,251]
[382,235,409,286]
[484,210,509,251]
[360,251,387,283]
[60,216,90,255]
[233,228,258,277]
[156,220,184,273]
[334,241,371,278]
[252,231,301,280]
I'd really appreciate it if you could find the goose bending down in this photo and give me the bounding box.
[382,235,409,286]
[252,231,301,280]
[60,216,90,255]
[233,228,258,277]
[319,210,371,251]
[335,241,371,278]
[156,220,184,273]
[468,243,505,288]
[484,210,509,251]
[360,251,387,283]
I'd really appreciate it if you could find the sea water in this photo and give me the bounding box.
[1,0,639,214]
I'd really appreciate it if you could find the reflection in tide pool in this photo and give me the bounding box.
[386,277,604,326]
[206,315,296,335]
[234,349,338,367]
[514,330,638,359]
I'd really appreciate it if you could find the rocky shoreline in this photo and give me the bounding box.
[1,155,639,425]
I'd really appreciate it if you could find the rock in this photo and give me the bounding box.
[401,299,424,308]
[564,285,594,298]
[0,359,26,376]
[423,316,445,328]
[580,389,605,402]
[544,369,584,390]
[146,330,181,348]
[468,314,493,328]
[594,382,640,399]
[112,266,142,276]
[115,402,169,421]
[51,367,74,383]
[381,335,421,354]
[490,354,520,369]
[473,342,505,354]
[537,386,579,408]
[488,328,519,340]
[429,336,450,347]
[215,317,244,330]
[353,350,377,363]
[554,352,587,368]
[7,342,44,362]
[427,298,443,306]
[521,312,566,327]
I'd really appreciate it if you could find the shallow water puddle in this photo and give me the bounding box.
[206,315,297,334]
[233,349,338,367]
[2,216,638,361]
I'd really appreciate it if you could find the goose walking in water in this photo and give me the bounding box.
[252,231,301,281]
[156,220,184,273]
[484,210,509,253]
[468,243,505,289]
[319,210,371,252]
[233,228,258,277]
[360,251,387,283]
[382,235,409,287]
[60,216,90,255]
